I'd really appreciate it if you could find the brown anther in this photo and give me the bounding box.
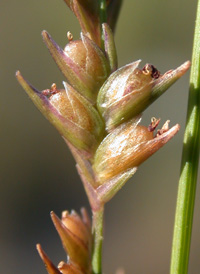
[67,31,73,42]
[157,120,170,136]
[50,83,60,95]
[148,117,160,132]
[42,89,51,96]
[142,64,152,76]
[142,64,160,79]
[42,85,60,97]
[57,261,65,269]
[51,83,57,91]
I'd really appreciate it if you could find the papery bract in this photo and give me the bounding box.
[97,61,190,131]
[51,211,91,272]
[61,209,91,249]
[36,209,92,274]
[93,118,180,184]
[42,31,110,103]
[58,261,84,274]
[37,244,62,274]
[16,72,104,157]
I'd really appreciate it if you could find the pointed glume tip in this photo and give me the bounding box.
[178,60,191,73]
[41,30,49,40]
[16,70,23,81]
[36,244,45,259]
[50,211,62,227]
[15,71,25,84]
[16,70,20,77]
[183,60,191,67]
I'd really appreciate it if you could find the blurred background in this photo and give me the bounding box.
[1,0,200,273]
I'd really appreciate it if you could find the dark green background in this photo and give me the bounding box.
[1,0,200,273]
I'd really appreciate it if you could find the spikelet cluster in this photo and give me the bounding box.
[16,1,190,272]
[37,209,92,274]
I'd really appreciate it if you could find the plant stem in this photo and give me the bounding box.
[170,1,200,273]
[99,0,107,48]
[91,5,107,270]
[99,0,107,25]
[92,206,104,274]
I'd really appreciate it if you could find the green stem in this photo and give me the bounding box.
[92,207,104,274]
[170,1,200,273]
[99,0,107,25]
[99,0,107,48]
